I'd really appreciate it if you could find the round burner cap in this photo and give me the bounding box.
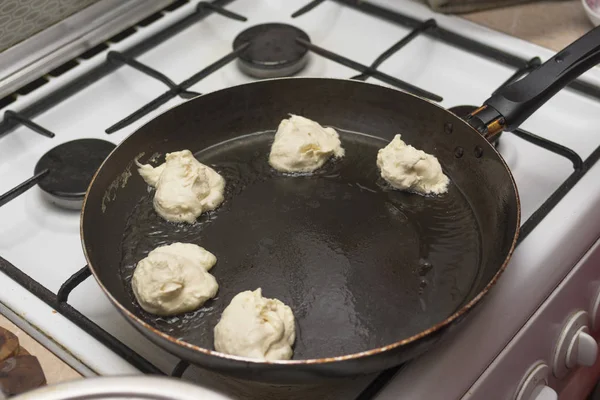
[34,139,116,206]
[233,23,311,78]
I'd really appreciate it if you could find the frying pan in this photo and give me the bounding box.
[81,27,600,383]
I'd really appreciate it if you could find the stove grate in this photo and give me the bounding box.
[171,360,191,378]
[106,51,201,100]
[292,0,328,18]
[350,18,437,82]
[1,1,600,399]
[105,44,249,133]
[337,0,600,99]
[196,1,247,21]
[105,10,445,132]
[0,258,163,375]
[3,110,55,138]
[296,37,443,101]
[56,266,93,303]
[0,0,239,139]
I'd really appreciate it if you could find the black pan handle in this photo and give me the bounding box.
[468,25,600,138]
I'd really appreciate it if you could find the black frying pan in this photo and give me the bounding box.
[81,27,600,383]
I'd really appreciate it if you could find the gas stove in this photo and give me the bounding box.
[2,0,600,399]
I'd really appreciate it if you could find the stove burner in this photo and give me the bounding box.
[448,105,501,146]
[233,23,311,78]
[35,139,116,209]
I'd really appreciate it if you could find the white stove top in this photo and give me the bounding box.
[1,0,600,399]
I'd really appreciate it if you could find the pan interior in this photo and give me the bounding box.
[119,129,481,359]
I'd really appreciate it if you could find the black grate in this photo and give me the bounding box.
[0,0,600,399]
[171,360,191,377]
[335,0,600,99]
[3,110,55,138]
[296,37,442,101]
[106,51,200,99]
[105,44,249,133]
[350,19,437,81]
[0,258,163,375]
[292,0,327,18]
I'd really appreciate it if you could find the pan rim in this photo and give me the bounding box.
[80,76,521,367]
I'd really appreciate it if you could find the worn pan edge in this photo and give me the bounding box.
[80,76,521,367]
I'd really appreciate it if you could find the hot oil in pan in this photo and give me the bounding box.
[120,130,481,359]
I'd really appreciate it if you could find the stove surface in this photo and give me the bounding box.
[1,1,600,399]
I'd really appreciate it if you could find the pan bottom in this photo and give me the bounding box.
[119,129,482,359]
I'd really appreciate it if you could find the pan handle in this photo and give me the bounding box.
[467,25,600,139]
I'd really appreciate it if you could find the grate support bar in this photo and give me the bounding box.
[0,258,164,375]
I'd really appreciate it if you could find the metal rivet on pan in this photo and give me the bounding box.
[454,147,464,158]
[474,146,483,158]
[444,122,453,134]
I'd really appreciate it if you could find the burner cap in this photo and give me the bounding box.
[233,23,310,79]
[34,139,116,209]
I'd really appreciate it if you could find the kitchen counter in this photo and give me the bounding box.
[0,315,81,385]
[460,0,594,51]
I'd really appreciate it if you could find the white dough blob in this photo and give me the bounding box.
[376,134,449,195]
[131,243,218,316]
[214,288,295,360]
[136,150,225,223]
[268,114,345,173]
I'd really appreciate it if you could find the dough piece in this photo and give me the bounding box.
[131,243,218,316]
[376,134,449,195]
[269,114,345,173]
[214,288,295,360]
[136,150,225,223]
